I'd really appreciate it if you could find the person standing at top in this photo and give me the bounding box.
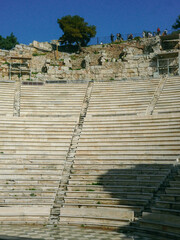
[157,27,161,36]
[163,29,168,36]
[111,33,114,43]
[128,34,133,41]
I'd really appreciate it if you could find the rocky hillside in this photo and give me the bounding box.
[0,35,179,81]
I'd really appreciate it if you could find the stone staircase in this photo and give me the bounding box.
[0,81,15,116]
[87,78,159,117]
[13,80,21,117]
[20,83,88,117]
[0,116,77,224]
[130,164,180,239]
[0,77,180,237]
[59,113,180,229]
[154,76,180,114]
[49,81,94,224]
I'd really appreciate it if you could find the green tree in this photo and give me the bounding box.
[0,33,19,50]
[57,15,96,47]
[172,15,180,29]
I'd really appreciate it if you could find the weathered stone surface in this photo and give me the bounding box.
[0,36,179,81]
[31,40,52,51]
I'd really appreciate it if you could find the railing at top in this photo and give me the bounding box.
[88,29,175,45]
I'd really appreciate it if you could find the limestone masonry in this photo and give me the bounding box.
[0,35,179,81]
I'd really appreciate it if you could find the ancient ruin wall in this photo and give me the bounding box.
[0,36,177,81]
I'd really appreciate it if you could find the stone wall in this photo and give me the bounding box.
[0,37,178,81]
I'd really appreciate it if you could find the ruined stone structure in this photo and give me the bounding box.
[0,35,179,82]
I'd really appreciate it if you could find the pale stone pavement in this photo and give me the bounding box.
[0,225,169,240]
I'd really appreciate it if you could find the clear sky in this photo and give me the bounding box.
[1,0,180,45]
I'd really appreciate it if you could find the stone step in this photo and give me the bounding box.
[0,124,74,128]
[0,146,69,151]
[0,198,54,204]
[169,181,180,187]
[83,121,180,127]
[0,164,63,170]
[166,188,180,194]
[0,130,73,134]
[80,129,180,135]
[20,110,81,113]
[64,197,148,206]
[63,202,143,212]
[139,212,180,235]
[65,191,152,200]
[76,146,180,151]
[0,155,66,159]
[72,162,175,169]
[76,151,180,156]
[74,155,178,160]
[0,217,48,224]
[0,184,58,189]
[0,190,56,196]
[67,185,157,193]
[129,225,180,240]
[0,137,71,141]
[83,126,180,133]
[68,179,161,187]
[0,142,70,147]
[77,140,180,146]
[0,120,77,125]
[84,119,180,125]
[152,207,180,216]
[0,169,61,174]
[0,205,50,217]
[0,116,77,121]
[154,201,180,210]
[0,151,67,155]
[71,169,170,174]
[0,174,61,180]
[59,216,130,227]
[70,174,166,180]
[158,194,180,202]
[84,113,180,122]
[79,133,180,138]
[60,206,134,220]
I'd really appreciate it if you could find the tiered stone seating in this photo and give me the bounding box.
[0,81,15,116]
[20,83,88,117]
[154,76,180,114]
[1,77,180,235]
[87,79,159,116]
[60,113,180,228]
[136,164,180,238]
[0,116,77,224]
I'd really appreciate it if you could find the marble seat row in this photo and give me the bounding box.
[87,79,159,116]
[20,83,88,117]
[60,113,180,228]
[154,76,180,114]
[0,116,77,224]
[0,82,15,116]
[135,165,180,238]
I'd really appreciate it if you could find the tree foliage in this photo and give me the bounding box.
[0,33,19,50]
[172,15,180,29]
[57,15,96,47]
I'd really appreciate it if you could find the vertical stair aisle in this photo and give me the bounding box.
[13,80,21,117]
[145,76,167,115]
[130,163,180,239]
[49,81,94,224]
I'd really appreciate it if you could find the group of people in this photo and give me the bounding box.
[110,33,123,42]
[143,28,168,38]
[109,27,168,43]
[111,33,134,42]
